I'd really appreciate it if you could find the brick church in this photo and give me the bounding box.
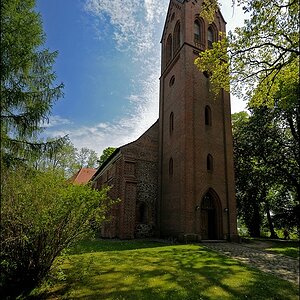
[91,0,238,241]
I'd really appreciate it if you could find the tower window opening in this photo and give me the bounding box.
[205,105,212,126]
[207,154,213,171]
[169,112,174,134]
[169,158,173,176]
[169,75,175,87]
[173,21,181,54]
[208,27,214,49]
[166,34,173,64]
[194,20,200,43]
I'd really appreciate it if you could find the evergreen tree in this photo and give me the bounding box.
[1,0,65,165]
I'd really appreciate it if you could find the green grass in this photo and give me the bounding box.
[243,238,299,258]
[34,240,299,300]
[266,245,298,258]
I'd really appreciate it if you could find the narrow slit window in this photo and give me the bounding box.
[173,21,181,54]
[169,158,173,176]
[207,154,213,171]
[205,105,212,126]
[169,112,174,134]
[166,34,172,64]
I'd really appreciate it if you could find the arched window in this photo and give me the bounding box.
[166,34,172,64]
[136,202,148,223]
[169,112,174,134]
[194,18,205,47]
[205,105,212,126]
[173,21,181,54]
[169,75,175,87]
[208,26,215,49]
[207,154,213,171]
[194,20,201,43]
[169,158,173,176]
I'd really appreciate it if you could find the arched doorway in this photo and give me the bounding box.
[197,189,223,240]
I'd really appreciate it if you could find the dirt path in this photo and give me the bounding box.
[202,242,299,285]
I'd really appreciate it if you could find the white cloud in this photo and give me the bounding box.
[52,0,246,155]
[79,0,168,154]
[42,115,73,128]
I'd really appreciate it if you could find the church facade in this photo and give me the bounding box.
[91,0,238,241]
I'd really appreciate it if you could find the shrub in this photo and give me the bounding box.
[0,167,113,299]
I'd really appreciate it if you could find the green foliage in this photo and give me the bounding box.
[196,0,299,105]
[0,166,114,298]
[77,147,98,169]
[98,147,116,166]
[1,0,65,164]
[33,138,99,178]
[194,33,230,96]
[232,95,299,237]
[32,240,299,299]
[200,0,221,24]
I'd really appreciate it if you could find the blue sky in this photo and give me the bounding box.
[36,0,246,155]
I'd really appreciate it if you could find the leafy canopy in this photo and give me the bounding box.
[195,0,299,105]
[98,147,116,166]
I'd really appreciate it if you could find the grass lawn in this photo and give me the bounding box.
[34,240,299,300]
[242,238,299,259]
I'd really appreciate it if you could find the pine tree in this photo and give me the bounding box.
[1,0,65,165]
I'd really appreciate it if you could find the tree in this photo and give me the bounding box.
[98,147,116,166]
[0,166,114,299]
[232,112,264,236]
[1,0,65,165]
[195,0,299,105]
[77,147,99,169]
[33,139,100,177]
[232,100,299,237]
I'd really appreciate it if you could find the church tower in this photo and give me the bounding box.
[158,0,238,241]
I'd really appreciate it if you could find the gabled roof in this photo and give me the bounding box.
[91,120,159,181]
[69,168,97,185]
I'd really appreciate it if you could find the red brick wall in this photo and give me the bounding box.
[93,0,238,241]
[159,0,238,240]
[93,122,159,239]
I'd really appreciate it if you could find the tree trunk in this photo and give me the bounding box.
[265,203,278,239]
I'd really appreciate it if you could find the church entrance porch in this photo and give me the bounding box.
[196,189,223,240]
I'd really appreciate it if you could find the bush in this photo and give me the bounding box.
[0,167,113,299]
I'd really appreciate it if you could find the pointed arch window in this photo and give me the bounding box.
[169,112,174,135]
[173,21,181,54]
[194,20,201,43]
[169,158,173,176]
[205,105,212,126]
[194,18,205,47]
[166,34,173,64]
[208,26,215,49]
[207,154,213,171]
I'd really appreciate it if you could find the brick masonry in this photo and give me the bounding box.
[92,0,238,241]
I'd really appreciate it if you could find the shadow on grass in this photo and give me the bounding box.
[37,242,299,300]
[67,239,170,255]
[242,238,299,258]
